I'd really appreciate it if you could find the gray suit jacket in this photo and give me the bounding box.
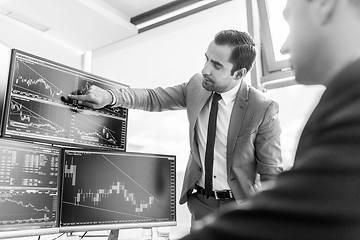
[112,73,283,204]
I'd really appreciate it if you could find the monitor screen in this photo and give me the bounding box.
[2,49,128,150]
[59,150,176,231]
[0,139,61,237]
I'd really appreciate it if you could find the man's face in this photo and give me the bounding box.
[281,0,323,85]
[201,41,239,93]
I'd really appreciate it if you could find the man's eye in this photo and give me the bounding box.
[214,64,221,70]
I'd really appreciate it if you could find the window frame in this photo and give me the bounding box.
[251,0,296,89]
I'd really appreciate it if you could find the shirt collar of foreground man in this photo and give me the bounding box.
[180,0,360,239]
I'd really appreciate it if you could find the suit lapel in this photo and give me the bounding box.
[226,80,249,171]
[189,88,212,166]
[189,89,212,131]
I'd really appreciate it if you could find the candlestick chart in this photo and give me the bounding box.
[60,150,176,226]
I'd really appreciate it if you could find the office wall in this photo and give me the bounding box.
[91,1,248,236]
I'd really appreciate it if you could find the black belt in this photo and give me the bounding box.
[195,185,234,200]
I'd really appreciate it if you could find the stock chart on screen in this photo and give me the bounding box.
[0,139,61,232]
[2,49,128,150]
[60,149,176,230]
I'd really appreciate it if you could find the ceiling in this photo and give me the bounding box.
[0,0,228,53]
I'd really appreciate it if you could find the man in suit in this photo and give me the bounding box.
[68,30,283,227]
[179,0,360,239]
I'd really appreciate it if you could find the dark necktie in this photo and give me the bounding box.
[205,92,222,198]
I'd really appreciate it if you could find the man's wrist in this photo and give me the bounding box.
[107,89,116,106]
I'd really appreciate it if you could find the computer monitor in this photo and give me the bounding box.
[1,48,128,150]
[0,139,61,238]
[59,149,176,232]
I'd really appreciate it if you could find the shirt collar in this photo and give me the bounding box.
[217,81,241,106]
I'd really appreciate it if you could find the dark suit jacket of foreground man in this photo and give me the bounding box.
[181,59,360,240]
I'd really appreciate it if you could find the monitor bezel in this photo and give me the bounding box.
[0,227,60,239]
[58,149,177,231]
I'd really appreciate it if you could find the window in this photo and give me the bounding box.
[257,0,295,88]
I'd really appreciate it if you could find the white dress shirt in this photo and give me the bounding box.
[196,82,241,191]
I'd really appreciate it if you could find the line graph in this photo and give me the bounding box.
[0,196,50,213]
[74,120,117,144]
[0,189,57,225]
[12,57,75,103]
[14,75,63,99]
[71,111,125,148]
[8,97,70,138]
[4,51,128,150]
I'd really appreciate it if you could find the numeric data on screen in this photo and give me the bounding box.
[0,140,60,228]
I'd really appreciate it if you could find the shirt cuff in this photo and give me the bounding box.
[107,89,117,106]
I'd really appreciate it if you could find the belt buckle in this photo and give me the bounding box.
[214,190,233,200]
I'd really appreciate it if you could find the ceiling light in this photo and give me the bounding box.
[132,0,229,33]
[7,12,49,32]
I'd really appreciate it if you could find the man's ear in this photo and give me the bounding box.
[234,68,247,80]
[313,0,339,24]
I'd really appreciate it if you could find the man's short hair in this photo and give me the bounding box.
[214,30,256,75]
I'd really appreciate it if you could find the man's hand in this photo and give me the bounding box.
[68,85,113,109]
